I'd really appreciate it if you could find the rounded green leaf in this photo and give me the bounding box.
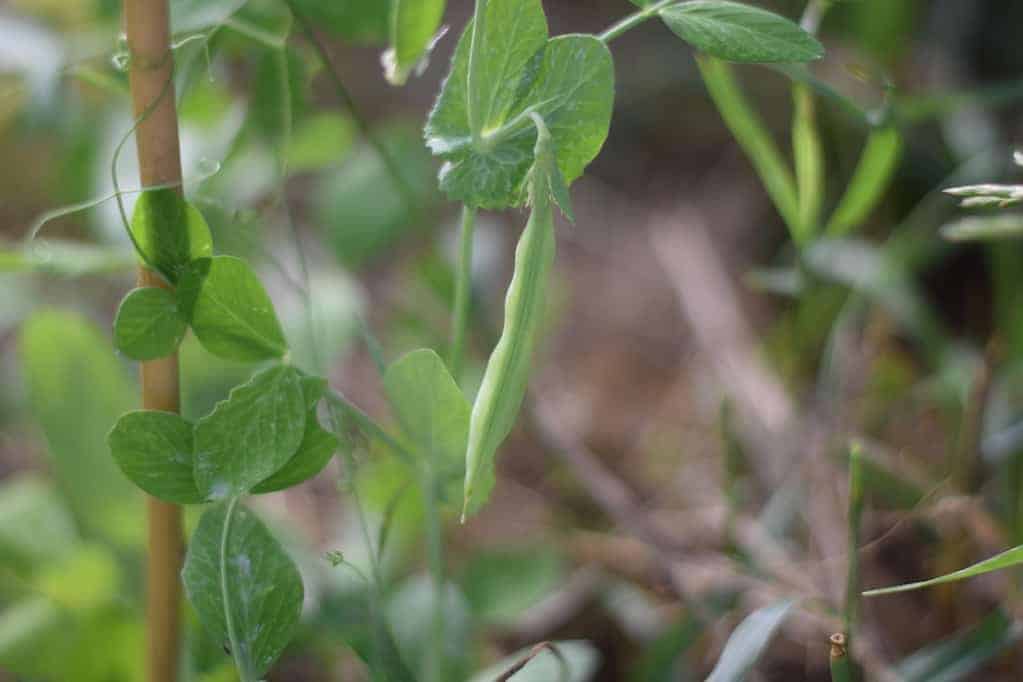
[113,287,188,361]
[108,410,204,504]
[660,1,824,64]
[177,256,288,362]
[193,365,306,498]
[252,376,338,493]
[130,189,213,283]
[426,0,614,209]
[383,349,470,474]
[182,503,303,679]
[434,35,615,209]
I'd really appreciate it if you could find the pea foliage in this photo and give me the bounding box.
[103,0,823,678]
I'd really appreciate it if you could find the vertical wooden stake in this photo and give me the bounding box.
[124,1,184,679]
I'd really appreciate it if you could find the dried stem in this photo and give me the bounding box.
[124,0,184,679]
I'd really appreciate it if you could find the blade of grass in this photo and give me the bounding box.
[864,544,1023,597]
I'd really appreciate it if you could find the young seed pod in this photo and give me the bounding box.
[462,114,567,519]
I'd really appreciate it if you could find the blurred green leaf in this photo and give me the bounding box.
[895,609,1023,682]
[386,575,472,680]
[941,214,1023,242]
[468,640,600,682]
[387,0,446,86]
[183,502,303,679]
[865,545,1023,596]
[20,310,139,542]
[383,349,469,477]
[826,127,903,237]
[288,0,392,44]
[178,256,289,362]
[659,1,823,64]
[0,240,134,276]
[706,601,794,682]
[286,112,355,173]
[0,597,69,678]
[194,365,306,498]
[461,547,563,624]
[130,189,213,284]
[316,124,436,269]
[109,410,204,504]
[0,475,77,573]
[114,287,188,361]
[171,0,247,34]
[426,0,614,208]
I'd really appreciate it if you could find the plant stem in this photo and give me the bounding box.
[422,468,446,682]
[220,497,253,682]
[123,1,184,680]
[449,205,477,382]
[282,0,416,209]
[598,0,675,44]
[467,0,489,143]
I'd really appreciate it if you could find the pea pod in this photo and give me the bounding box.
[826,126,902,237]
[463,114,567,519]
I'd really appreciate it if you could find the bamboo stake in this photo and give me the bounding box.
[124,1,184,679]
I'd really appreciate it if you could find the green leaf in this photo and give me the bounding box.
[463,121,558,518]
[660,1,823,64]
[425,0,614,209]
[252,376,338,493]
[386,575,472,679]
[461,546,563,624]
[182,502,304,679]
[696,56,800,232]
[19,311,139,541]
[0,475,77,573]
[171,0,247,34]
[178,256,288,362]
[194,365,306,498]
[108,410,204,504]
[826,126,902,237]
[895,610,1022,682]
[383,349,470,474]
[468,640,600,682]
[0,240,134,276]
[130,189,213,283]
[387,0,447,85]
[706,601,795,682]
[941,215,1023,242]
[864,544,1023,597]
[286,113,355,173]
[289,0,391,44]
[113,287,188,361]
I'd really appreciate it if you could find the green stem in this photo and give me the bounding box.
[220,497,253,682]
[598,0,675,44]
[467,0,488,143]
[422,467,446,682]
[449,205,477,382]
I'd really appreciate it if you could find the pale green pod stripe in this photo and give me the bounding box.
[463,116,559,520]
[826,126,902,237]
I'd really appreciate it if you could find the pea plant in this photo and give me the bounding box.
[102,0,830,680]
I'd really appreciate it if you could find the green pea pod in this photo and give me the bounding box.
[463,114,565,520]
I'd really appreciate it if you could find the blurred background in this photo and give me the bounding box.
[4,0,1023,679]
